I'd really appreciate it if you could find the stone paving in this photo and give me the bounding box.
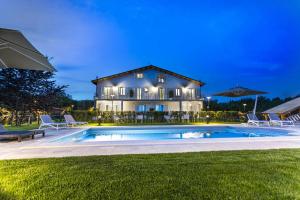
[1,125,300,160]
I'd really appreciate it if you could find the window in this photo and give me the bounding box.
[119,87,126,95]
[158,74,165,83]
[136,105,146,112]
[175,88,181,96]
[155,105,164,112]
[103,87,111,97]
[189,88,195,99]
[136,73,143,79]
[137,88,142,99]
[168,90,174,98]
[159,88,165,100]
[144,88,149,92]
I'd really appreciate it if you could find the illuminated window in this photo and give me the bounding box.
[189,88,195,98]
[119,87,126,95]
[103,87,111,97]
[137,88,142,99]
[159,88,165,100]
[136,73,144,78]
[136,105,146,112]
[175,88,181,96]
[158,74,165,83]
[155,105,164,112]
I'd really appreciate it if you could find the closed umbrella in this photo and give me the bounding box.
[213,86,267,114]
[0,28,55,71]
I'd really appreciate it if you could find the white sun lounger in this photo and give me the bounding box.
[136,114,143,123]
[0,124,6,132]
[247,113,269,126]
[268,113,295,127]
[39,115,67,130]
[182,114,190,122]
[287,114,300,125]
[64,115,88,126]
[164,114,173,122]
[112,115,121,123]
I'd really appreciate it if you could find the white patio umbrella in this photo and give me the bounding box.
[0,28,55,71]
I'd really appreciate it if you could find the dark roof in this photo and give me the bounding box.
[91,65,205,86]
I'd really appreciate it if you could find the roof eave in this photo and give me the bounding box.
[91,65,205,86]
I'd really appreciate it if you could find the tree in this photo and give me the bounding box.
[0,68,69,125]
[205,95,300,112]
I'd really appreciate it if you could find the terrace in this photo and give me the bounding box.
[95,86,202,101]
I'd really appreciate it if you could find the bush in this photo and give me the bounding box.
[70,110,97,122]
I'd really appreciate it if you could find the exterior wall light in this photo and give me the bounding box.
[112,86,118,92]
[151,87,157,93]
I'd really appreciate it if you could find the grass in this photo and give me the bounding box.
[4,123,39,131]
[1,149,300,199]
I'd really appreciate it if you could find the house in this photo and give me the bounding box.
[92,65,205,112]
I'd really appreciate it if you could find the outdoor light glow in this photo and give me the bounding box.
[112,86,118,91]
[151,87,157,92]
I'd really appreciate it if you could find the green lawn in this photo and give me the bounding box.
[4,123,39,131]
[1,149,300,199]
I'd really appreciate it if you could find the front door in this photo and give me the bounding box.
[137,88,142,100]
[159,88,165,100]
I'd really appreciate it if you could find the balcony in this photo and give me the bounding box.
[95,87,203,101]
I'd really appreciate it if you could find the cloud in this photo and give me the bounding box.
[0,0,124,67]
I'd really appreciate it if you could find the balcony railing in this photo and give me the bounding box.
[95,87,202,101]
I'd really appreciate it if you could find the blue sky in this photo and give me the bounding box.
[1,0,299,100]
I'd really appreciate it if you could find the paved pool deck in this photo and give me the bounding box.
[1,125,300,160]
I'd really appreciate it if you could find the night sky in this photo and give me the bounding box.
[1,0,299,100]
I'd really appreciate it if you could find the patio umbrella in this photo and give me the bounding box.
[0,28,55,71]
[213,86,267,114]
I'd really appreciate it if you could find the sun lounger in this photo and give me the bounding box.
[164,114,173,122]
[268,113,294,127]
[182,114,190,122]
[136,114,143,123]
[112,115,122,123]
[39,115,67,130]
[0,124,45,142]
[247,113,269,126]
[0,124,6,132]
[64,115,88,126]
[287,114,300,125]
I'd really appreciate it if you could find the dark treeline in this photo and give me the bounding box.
[71,100,94,110]
[205,96,300,112]
[0,68,70,125]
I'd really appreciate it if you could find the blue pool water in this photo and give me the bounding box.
[54,126,295,142]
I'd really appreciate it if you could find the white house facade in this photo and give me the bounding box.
[92,65,205,112]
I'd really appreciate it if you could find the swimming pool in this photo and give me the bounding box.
[54,126,297,142]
